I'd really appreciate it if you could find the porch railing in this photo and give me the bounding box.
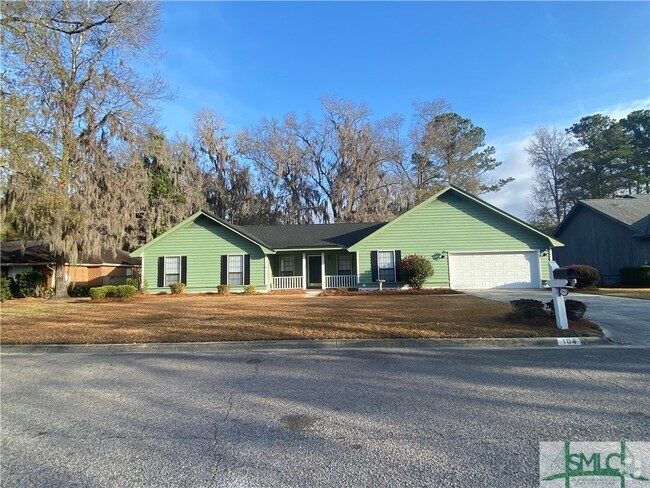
[325,275,358,289]
[271,276,304,290]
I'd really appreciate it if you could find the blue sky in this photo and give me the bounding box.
[147,1,650,217]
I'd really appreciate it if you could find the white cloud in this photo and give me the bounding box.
[482,97,650,219]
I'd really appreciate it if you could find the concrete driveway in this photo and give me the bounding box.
[465,289,650,346]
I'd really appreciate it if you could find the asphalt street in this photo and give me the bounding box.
[2,346,649,487]
[465,290,650,346]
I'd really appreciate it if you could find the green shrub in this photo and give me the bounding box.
[546,300,587,320]
[40,287,54,300]
[510,299,547,319]
[217,284,230,295]
[125,277,141,290]
[399,254,434,289]
[619,266,650,287]
[13,270,46,297]
[243,284,256,294]
[114,284,137,298]
[89,285,118,300]
[68,284,91,297]
[567,264,600,289]
[169,282,186,294]
[1,277,12,301]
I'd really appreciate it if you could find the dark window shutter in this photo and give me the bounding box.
[181,256,187,285]
[394,250,402,282]
[221,255,227,285]
[371,251,378,282]
[244,255,251,285]
[157,257,165,288]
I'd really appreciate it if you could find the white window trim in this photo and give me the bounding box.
[336,254,352,275]
[376,250,396,283]
[280,255,295,277]
[163,255,182,287]
[227,254,245,286]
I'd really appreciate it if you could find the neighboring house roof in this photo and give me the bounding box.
[555,194,650,238]
[238,222,386,249]
[0,241,141,266]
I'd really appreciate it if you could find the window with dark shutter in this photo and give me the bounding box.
[244,255,251,285]
[371,251,378,282]
[157,256,165,288]
[394,250,402,281]
[220,255,227,285]
[181,256,187,285]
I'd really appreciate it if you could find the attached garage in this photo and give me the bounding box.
[448,251,541,289]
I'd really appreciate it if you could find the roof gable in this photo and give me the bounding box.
[349,185,563,250]
[129,211,275,257]
[555,195,650,238]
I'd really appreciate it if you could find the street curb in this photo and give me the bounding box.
[0,336,613,354]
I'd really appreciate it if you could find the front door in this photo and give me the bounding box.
[308,256,322,288]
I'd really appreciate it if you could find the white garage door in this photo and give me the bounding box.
[448,251,540,289]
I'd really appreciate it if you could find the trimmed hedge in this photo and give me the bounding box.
[619,266,650,287]
[68,284,91,297]
[243,284,256,294]
[217,285,230,295]
[89,285,137,300]
[567,264,600,289]
[510,299,546,319]
[546,300,587,320]
[89,285,118,300]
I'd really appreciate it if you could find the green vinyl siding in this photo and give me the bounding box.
[351,191,552,288]
[142,215,267,293]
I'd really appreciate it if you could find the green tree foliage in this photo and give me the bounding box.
[409,113,513,197]
[564,115,632,199]
[619,110,650,194]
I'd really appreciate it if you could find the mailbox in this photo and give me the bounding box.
[553,267,577,287]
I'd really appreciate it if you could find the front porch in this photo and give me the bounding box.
[269,251,358,290]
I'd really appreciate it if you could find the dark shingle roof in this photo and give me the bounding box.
[238,222,387,249]
[0,241,141,265]
[580,195,650,237]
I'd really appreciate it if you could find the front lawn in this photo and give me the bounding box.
[0,293,599,344]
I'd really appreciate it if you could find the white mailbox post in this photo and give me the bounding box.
[548,260,575,330]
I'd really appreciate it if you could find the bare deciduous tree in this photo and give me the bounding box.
[525,126,575,229]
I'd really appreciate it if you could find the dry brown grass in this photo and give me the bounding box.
[0,293,600,345]
[577,288,650,300]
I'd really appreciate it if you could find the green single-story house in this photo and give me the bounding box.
[130,185,563,293]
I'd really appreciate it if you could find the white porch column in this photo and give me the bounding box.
[302,253,307,289]
[321,252,326,289]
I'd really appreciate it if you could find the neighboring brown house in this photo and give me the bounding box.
[0,241,141,288]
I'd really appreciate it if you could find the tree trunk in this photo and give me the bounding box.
[53,253,69,299]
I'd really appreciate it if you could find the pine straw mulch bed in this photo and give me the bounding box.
[0,292,601,345]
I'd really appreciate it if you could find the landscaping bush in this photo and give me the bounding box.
[243,284,256,294]
[619,266,650,287]
[125,277,141,291]
[13,270,46,297]
[510,299,547,319]
[1,277,12,301]
[67,284,91,297]
[217,284,230,295]
[399,255,434,290]
[169,282,186,294]
[115,284,138,298]
[89,285,118,300]
[546,300,588,320]
[567,264,600,289]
